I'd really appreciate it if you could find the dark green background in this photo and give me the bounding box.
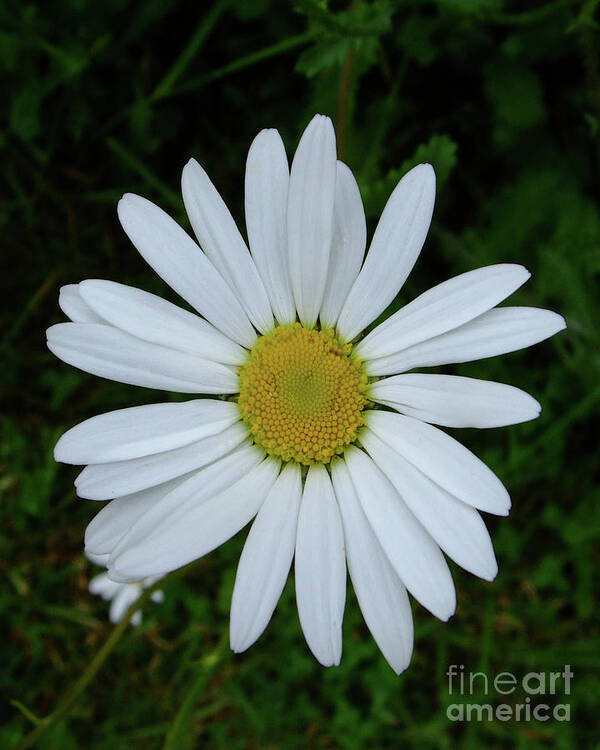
[2,0,599,747]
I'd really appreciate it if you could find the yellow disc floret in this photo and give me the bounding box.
[238,323,368,466]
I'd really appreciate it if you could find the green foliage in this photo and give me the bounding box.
[1,0,599,747]
[295,0,392,77]
[362,134,458,218]
[484,61,545,129]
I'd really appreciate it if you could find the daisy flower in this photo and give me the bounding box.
[86,551,163,626]
[48,114,566,673]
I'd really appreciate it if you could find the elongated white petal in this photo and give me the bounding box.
[245,129,295,325]
[109,453,279,582]
[230,463,302,652]
[369,374,541,428]
[344,446,456,621]
[366,307,567,376]
[109,585,141,624]
[79,280,246,365]
[182,159,274,333]
[107,445,261,564]
[54,399,239,464]
[356,264,530,360]
[361,431,498,580]
[366,410,510,515]
[89,572,123,599]
[59,284,104,323]
[85,476,190,556]
[336,164,436,342]
[319,161,367,328]
[47,323,239,394]
[86,551,110,567]
[76,421,248,500]
[117,193,256,348]
[331,459,413,674]
[295,464,346,666]
[287,115,337,327]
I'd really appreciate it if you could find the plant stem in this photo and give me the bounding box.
[172,32,313,96]
[162,632,229,749]
[9,577,165,750]
[151,0,228,101]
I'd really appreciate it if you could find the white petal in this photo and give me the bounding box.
[336,164,436,342]
[366,307,567,376]
[331,459,413,674]
[86,551,110,566]
[344,446,456,621]
[287,114,337,327]
[360,430,498,580]
[79,280,246,365]
[85,476,198,556]
[76,421,248,500]
[109,453,279,582]
[59,284,104,323]
[319,161,367,328]
[294,464,346,667]
[106,444,261,565]
[356,264,530,360]
[181,159,274,334]
[117,193,257,347]
[245,129,295,325]
[46,323,239,394]
[54,399,239,464]
[109,584,141,623]
[89,572,122,599]
[230,462,302,652]
[369,374,541,428]
[366,410,510,515]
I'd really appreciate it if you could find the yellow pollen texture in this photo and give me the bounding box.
[238,323,368,466]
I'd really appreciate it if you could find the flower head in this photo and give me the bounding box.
[49,114,566,673]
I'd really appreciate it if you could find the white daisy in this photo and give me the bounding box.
[86,551,163,626]
[48,114,566,673]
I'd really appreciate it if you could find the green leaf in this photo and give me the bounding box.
[484,61,546,129]
[398,16,440,66]
[9,85,42,142]
[361,134,458,217]
[399,133,458,186]
[295,37,351,77]
[295,0,392,77]
[434,0,503,14]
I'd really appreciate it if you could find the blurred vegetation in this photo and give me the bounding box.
[1,0,599,747]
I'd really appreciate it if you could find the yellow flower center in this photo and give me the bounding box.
[238,323,368,466]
